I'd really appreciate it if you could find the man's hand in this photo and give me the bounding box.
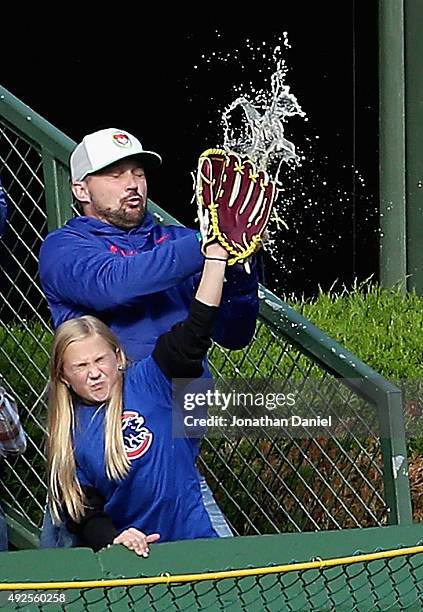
[113,527,160,557]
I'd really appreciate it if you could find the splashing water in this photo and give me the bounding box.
[219,44,306,243]
[192,32,376,294]
[221,45,306,185]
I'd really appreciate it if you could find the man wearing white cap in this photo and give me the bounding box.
[39,128,260,547]
[69,129,162,231]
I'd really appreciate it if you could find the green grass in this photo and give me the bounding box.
[283,281,423,455]
[286,281,423,381]
[0,321,52,405]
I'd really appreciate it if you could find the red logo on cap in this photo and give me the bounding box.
[112,133,131,147]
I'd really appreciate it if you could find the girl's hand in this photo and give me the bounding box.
[113,527,160,557]
[204,243,229,260]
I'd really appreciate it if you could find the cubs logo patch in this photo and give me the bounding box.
[122,410,153,460]
[112,132,131,148]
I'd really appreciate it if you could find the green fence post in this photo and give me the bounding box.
[404,0,423,294]
[378,0,407,291]
[378,389,412,525]
[42,153,73,231]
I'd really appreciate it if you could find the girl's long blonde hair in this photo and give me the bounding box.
[47,316,131,523]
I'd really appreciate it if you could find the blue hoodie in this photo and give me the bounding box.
[74,356,217,542]
[39,212,259,360]
[0,180,7,239]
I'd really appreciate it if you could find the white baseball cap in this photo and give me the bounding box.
[70,128,162,181]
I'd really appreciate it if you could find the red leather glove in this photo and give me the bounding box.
[196,148,276,265]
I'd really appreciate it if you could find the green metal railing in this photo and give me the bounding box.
[0,83,412,549]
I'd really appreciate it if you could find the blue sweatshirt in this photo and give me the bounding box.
[39,212,258,360]
[71,300,219,545]
[0,180,7,239]
[74,359,217,542]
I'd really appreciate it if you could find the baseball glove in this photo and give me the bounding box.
[195,148,276,266]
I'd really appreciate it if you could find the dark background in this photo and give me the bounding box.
[2,3,379,298]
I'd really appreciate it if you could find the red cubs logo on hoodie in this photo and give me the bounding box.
[121,410,153,460]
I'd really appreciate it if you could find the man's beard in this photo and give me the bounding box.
[95,203,146,229]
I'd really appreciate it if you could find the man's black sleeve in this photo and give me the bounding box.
[152,298,218,379]
[65,486,118,552]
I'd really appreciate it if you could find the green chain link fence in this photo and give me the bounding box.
[3,553,423,611]
[0,84,412,548]
[2,524,423,611]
